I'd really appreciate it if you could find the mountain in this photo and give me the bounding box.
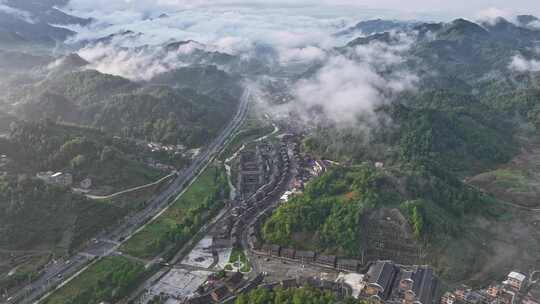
[11,69,241,147]
[280,17,540,282]
[0,49,53,71]
[336,19,419,36]
[516,14,540,27]
[0,0,89,47]
[150,65,242,96]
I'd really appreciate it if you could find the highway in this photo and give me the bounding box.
[4,87,252,304]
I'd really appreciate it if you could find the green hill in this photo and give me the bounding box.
[12,69,241,147]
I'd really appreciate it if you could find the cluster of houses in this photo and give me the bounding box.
[237,149,264,199]
[187,259,440,304]
[146,158,177,172]
[187,272,352,304]
[281,139,326,203]
[0,154,9,176]
[145,142,185,154]
[35,171,94,190]
[36,171,73,187]
[186,272,266,304]
[210,138,292,251]
[441,272,538,304]
[257,244,364,272]
[359,260,440,304]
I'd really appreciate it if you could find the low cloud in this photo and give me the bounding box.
[279,46,327,64]
[475,7,515,25]
[291,34,417,129]
[509,54,540,72]
[77,43,187,80]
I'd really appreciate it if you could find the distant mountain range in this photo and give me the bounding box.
[0,0,89,47]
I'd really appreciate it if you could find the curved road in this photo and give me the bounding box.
[5,87,252,304]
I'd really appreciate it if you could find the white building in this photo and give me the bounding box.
[37,171,73,187]
[504,271,527,291]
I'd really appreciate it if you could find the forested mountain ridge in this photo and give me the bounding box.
[4,67,242,147]
[265,16,540,283]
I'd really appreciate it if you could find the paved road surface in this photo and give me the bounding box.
[4,87,252,304]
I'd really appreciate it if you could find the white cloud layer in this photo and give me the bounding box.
[510,55,540,72]
[292,34,417,128]
[77,43,187,80]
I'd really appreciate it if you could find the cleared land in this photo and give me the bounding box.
[469,136,540,208]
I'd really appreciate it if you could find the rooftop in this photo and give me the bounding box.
[508,272,527,282]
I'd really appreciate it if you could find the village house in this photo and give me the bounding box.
[504,272,527,291]
[295,250,316,263]
[441,292,457,304]
[224,272,244,292]
[210,285,230,302]
[316,255,337,268]
[363,260,398,301]
[37,171,73,187]
[337,258,361,272]
[280,248,295,259]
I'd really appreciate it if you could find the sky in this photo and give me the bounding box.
[62,0,540,20]
[59,0,540,49]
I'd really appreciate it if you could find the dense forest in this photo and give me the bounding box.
[263,162,488,256]
[7,68,241,148]
[1,120,165,191]
[0,175,126,251]
[269,16,540,282]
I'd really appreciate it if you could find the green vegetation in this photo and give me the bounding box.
[43,256,148,304]
[11,69,241,148]
[489,169,530,191]
[2,120,165,192]
[263,163,490,256]
[0,253,51,291]
[263,167,381,256]
[235,286,362,304]
[121,164,229,259]
[0,176,126,252]
[227,247,251,272]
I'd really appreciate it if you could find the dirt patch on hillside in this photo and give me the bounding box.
[468,137,540,208]
[361,208,421,265]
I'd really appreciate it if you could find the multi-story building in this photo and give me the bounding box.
[504,272,527,291]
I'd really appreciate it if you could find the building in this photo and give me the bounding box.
[261,244,281,256]
[316,255,337,268]
[295,250,316,263]
[281,248,296,259]
[212,237,231,249]
[487,285,501,298]
[441,292,457,304]
[225,272,244,292]
[504,272,527,291]
[211,285,230,302]
[337,259,361,272]
[37,171,73,186]
[364,261,399,300]
[187,294,213,304]
[463,291,485,304]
